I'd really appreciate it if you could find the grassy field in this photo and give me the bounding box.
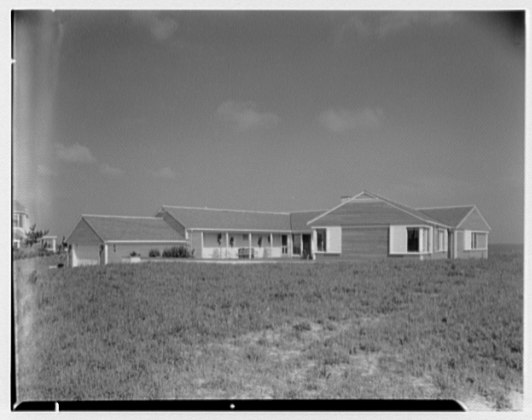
[14,244,522,409]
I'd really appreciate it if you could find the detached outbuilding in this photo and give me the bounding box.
[66,215,187,267]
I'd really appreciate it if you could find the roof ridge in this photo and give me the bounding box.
[417,205,476,210]
[82,214,164,220]
[347,190,450,228]
[289,209,327,214]
[162,205,290,215]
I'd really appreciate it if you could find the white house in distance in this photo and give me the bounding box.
[13,200,30,248]
[66,190,491,267]
[12,200,57,251]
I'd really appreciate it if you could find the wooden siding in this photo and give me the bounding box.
[315,227,389,260]
[310,201,429,227]
[458,208,490,231]
[68,219,102,245]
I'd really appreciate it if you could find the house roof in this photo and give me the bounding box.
[82,215,186,242]
[307,190,450,228]
[290,210,327,231]
[416,206,475,228]
[160,205,293,231]
[13,200,28,214]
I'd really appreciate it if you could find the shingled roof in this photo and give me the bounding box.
[307,190,451,228]
[160,206,293,231]
[290,210,326,231]
[416,206,476,228]
[82,215,186,242]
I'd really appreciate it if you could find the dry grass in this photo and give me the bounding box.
[14,245,522,408]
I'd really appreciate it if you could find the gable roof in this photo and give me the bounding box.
[81,215,186,242]
[416,206,475,228]
[417,205,491,230]
[159,206,293,231]
[307,190,450,228]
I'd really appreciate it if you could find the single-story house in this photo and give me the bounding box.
[40,235,57,252]
[66,190,490,266]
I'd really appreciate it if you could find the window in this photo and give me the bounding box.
[229,237,234,247]
[316,229,327,252]
[13,214,20,228]
[435,229,447,252]
[470,232,487,250]
[407,228,419,252]
[281,235,288,254]
[390,226,431,254]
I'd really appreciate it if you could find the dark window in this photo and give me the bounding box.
[317,229,327,252]
[281,235,288,254]
[292,234,301,255]
[407,228,419,252]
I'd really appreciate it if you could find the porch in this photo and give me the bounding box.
[196,231,312,259]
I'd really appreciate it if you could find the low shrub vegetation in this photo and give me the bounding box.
[162,245,193,258]
[14,245,522,407]
[148,249,160,258]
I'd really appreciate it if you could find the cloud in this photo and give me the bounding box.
[54,142,124,177]
[153,167,177,180]
[129,12,179,42]
[55,142,96,163]
[336,12,458,42]
[99,163,124,177]
[319,107,383,133]
[216,100,280,132]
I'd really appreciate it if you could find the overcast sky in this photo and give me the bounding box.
[13,10,524,243]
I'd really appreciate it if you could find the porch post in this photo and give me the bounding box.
[225,232,229,259]
[288,234,293,257]
[200,231,204,259]
[248,233,252,259]
[269,233,273,259]
[104,244,108,265]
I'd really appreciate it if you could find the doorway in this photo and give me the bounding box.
[302,234,311,259]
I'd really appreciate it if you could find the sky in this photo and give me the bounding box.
[12,10,525,244]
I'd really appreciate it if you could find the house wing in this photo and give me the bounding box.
[417,206,480,229]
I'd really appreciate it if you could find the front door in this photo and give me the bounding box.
[302,234,311,259]
[281,235,288,255]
